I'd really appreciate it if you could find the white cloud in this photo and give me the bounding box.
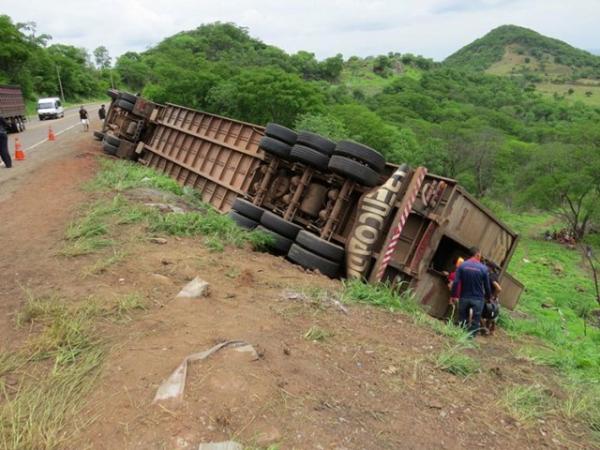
[4,0,600,61]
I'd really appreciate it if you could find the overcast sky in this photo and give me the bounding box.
[4,0,599,61]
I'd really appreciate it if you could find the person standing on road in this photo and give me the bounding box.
[0,117,12,168]
[450,246,491,337]
[98,104,106,121]
[79,106,89,132]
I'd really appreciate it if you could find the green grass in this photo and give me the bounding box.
[2,295,106,449]
[500,385,552,424]
[536,82,600,107]
[78,159,274,254]
[342,279,472,343]
[436,345,480,377]
[113,293,148,322]
[304,325,332,342]
[498,210,600,382]
[87,159,185,195]
[487,207,600,438]
[339,61,422,97]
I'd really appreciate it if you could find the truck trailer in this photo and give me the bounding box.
[0,85,27,133]
[95,90,523,317]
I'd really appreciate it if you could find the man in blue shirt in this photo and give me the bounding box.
[450,246,492,336]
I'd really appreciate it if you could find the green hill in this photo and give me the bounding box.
[444,25,600,105]
[444,25,600,80]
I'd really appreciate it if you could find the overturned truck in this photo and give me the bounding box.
[95,90,523,317]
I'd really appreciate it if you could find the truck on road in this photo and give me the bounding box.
[0,85,27,133]
[96,90,523,318]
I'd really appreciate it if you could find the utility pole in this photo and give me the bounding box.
[56,65,65,102]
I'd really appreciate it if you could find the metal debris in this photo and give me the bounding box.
[176,277,210,299]
[153,340,258,403]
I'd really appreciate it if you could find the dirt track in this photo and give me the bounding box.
[0,130,590,449]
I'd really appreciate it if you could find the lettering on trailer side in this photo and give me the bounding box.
[346,165,409,279]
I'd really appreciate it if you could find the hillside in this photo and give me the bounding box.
[444,25,600,105]
[444,25,600,78]
[1,141,598,448]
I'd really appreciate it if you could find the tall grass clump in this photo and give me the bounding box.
[342,279,471,343]
[87,158,184,195]
[436,344,480,377]
[147,208,274,251]
[500,384,552,425]
[1,296,106,449]
[342,279,421,314]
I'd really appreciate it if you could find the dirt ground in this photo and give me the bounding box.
[0,131,593,449]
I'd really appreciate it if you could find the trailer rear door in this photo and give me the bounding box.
[498,272,524,310]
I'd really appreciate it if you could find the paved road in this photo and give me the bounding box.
[11,103,102,153]
[0,103,103,198]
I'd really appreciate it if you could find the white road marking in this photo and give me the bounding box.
[27,122,82,151]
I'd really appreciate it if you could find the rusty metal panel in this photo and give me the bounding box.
[389,214,425,268]
[444,192,516,267]
[498,272,524,310]
[143,104,266,212]
[412,272,450,318]
[0,85,26,118]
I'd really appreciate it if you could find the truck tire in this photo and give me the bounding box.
[116,99,135,112]
[103,134,121,147]
[255,225,293,254]
[228,210,258,230]
[119,91,138,104]
[20,119,26,131]
[259,136,291,159]
[102,142,118,156]
[231,198,265,221]
[265,123,297,145]
[289,144,329,170]
[297,132,336,156]
[93,131,105,141]
[287,243,340,278]
[334,140,385,172]
[107,89,119,100]
[261,211,303,239]
[296,230,345,263]
[38,115,44,121]
[328,155,380,187]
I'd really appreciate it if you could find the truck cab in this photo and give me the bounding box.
[37,97,64,120]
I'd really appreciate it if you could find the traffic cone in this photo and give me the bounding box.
[48,126,56,141]
[14,138,25,161]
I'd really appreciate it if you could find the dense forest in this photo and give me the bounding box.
[1,15,599,240]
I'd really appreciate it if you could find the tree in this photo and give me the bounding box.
[295,113,349,141]
[16,21,52,46]
[318,54,344,81]
[373,55,392,77]
[463,126,505,198]
[115,52,149,90]
[206,68,326,126]
[47,44,100,99]
[0,15,35,92]
[518,144,600,240]
[93,46,111,69]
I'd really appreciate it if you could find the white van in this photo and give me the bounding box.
[37,97,65,120]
